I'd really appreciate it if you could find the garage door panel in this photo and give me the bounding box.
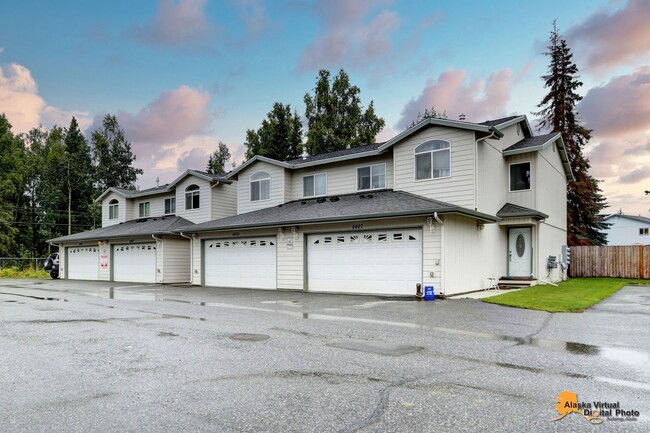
[308,229,421,295]
[204,237,276,289]
[113,243,156,283]
[67,246,99,280]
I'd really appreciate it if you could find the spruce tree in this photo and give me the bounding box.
[304,69,384,155]
[244,102,303,161]
[535,23,608,245]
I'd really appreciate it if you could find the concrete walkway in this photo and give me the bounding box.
[447,288,522,299]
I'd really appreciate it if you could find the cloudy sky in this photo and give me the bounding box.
[1,0,649,215]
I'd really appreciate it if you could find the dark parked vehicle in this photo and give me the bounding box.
[43,253,60,279]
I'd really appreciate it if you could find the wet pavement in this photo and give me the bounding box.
[0,279,649,432]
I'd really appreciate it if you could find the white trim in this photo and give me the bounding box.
[108,199,119,220]
[356,163,387,191]
[184,184,201,210]
[138,201,151,218]
[508,161,532,192]
[250,171,271,202]
[302,172,328,198]
[413,139,451,182]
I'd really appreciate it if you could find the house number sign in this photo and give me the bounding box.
[352,224,364,230]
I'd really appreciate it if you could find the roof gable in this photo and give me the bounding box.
[503,133,574,181]
[168,169,232,188]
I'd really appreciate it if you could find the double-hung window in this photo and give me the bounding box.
[357,164,386,190]
[138,202,150,217]
[185,184,200,210]
[108,199,119,219]
[250,171,271,201]
[303,173,327,197]
[164,197,176,215]
[640,228,649,236]
[415,140,451,180]
[509,162,531,191]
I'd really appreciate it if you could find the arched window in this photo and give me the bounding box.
[109,199,119,219]
[185,184,200,210]
[415,139,451,180]
[250,171,270,201]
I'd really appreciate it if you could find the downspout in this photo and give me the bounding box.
[474,127,500,212]
[152,234,163,284]
[180,232,193,284]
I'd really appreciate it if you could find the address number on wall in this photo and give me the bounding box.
[352,224,363,230]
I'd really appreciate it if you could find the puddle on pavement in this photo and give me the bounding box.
[230,333,270,341]
[0,291,68,302]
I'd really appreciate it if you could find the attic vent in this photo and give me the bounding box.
[367,194,373,199]
[278,204,283,207]
[301,201,307,205]
[316,197,326,203]
[329,197,339,202]
[359,195,365,199]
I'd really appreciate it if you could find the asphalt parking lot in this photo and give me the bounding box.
[1,279,648,433]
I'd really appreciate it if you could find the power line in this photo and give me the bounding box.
[1,221,95,228]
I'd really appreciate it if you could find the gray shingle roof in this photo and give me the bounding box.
[604,214,650,224]
[177,190,497,233]
[49,216,194,243]
[503,133,558,153]
[479,116,522,127]
[286,143,383,165]
[497,203,548,219]
[114,184,170,197]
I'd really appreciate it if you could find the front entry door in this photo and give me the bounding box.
[508,227,532,277]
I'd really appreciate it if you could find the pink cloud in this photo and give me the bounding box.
[133,0,216,47]
[298,0,400,72]
[396,68,513,130]
[579,67,650,138]
[619,166,650,184]
[566,0,650,71]
[0,62,90,133]
[118,85,211,145]
[176,147,210,172]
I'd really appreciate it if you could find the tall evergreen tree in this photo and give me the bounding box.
[534,23,608,245]
[304,69,384,155]
[244,102,303,161]
[91,114,143,192]
[64,117,95,234]
[0,115,21,255]
[206,142,231,174]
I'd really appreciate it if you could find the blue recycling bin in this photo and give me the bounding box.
[424,285,435,301]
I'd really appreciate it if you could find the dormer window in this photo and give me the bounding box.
[185,184,200,210]
[138,202,150,217]
[510,162,531,191]
[303,173,327,197]
[250,171,270,201]
[415,140,451,180]
[109,199,119,220]
[357,164,385,190]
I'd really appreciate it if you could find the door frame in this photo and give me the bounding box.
[110,241,157,283]
[507,226,533,277]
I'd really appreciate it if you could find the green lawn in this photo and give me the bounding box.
[482,278,646,313]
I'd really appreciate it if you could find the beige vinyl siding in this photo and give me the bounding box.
[505,152,536,210]
[277,229,303,290]
[476,137,508,214]
[284,170,293,202]
[132,194,174,219]
[537,223,565,282]
[237,161,286,214]
[288,155,394,201]
[443,215,507,295]
[211,182,238,220]
[101,192,126,227]
[393,126,476,207]
[176,177,212,223]
[496,123,525,151]
[162,236,191,283]
[536,144,567,230]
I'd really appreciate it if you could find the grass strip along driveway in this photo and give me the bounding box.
[482,278,646,312]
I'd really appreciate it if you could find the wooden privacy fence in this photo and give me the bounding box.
[569,245,649,279]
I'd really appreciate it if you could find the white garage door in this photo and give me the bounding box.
[113,243,157,283]
[204,237,276,289]
[67,246,99,280]
[307,229,422,295]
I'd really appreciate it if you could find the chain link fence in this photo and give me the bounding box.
[0,257,49,270]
